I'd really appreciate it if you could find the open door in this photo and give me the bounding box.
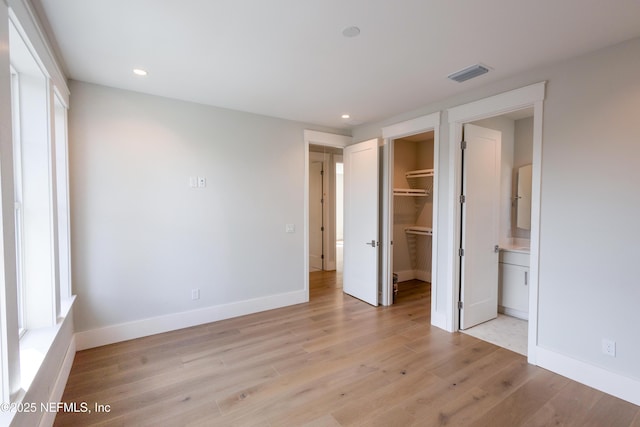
[309,158,324,271]
[343,138,379,306]
[460,124,501,329]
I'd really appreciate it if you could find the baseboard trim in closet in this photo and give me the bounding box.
[74,290,307,350]
[395,269,431,283]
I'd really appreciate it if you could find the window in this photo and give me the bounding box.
[54,95,71,301]
[10,67,25,337]
[9,18,57,331]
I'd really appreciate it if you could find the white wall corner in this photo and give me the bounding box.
[75,290,307,350]
[536,346,640,406]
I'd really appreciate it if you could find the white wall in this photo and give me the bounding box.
[535,39,640,381]
[514,117,533,169]
[69,81,342,341]
[353,37,640,390]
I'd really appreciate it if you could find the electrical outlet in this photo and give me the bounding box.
[285,224,295,233]
[191,289,200,300]
[602,339,616,357]
[197,176,206,188]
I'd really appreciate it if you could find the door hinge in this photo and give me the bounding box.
[458,301,463,310]
[459,248,464,257]
[461,140,467,150]
[459,194,466,204]
[321,254,324,259]
[320,170,324,176]
[321,226,324,231]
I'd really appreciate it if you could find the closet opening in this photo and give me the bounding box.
[389,131,434,305]
[308,144,344,298]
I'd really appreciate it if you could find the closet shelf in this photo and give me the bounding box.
[405,169,434,179]
[393,188,429,196]
[405,226,433,236]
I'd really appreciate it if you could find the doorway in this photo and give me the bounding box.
[445,82,545,363]
[305,134,349,301]
[380,112,441,309]
[459,109,534,356]
[389,131,435,304]
[308,144,344,275]
[309,152,325,272]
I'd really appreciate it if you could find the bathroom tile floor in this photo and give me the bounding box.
[461,314,528,356]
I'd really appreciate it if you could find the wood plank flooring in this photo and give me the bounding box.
[55,272,640,426]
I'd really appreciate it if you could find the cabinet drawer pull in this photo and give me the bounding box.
[524,271,528,285]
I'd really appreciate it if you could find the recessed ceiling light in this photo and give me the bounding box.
[342,26,360,38]
[133,68,148,76]
[341,114,351,119]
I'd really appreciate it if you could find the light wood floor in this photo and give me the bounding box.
[55,271,640,426]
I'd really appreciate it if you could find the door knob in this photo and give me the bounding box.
[366,240,377,247]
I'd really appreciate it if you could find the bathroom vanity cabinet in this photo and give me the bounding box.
[498,249,529,320]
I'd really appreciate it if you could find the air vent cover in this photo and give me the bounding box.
[448,64,489,83]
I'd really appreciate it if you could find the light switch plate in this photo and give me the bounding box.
[197,176,206,188]
[285,224,295,233]
[189,176,198,188]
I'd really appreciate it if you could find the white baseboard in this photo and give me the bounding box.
[75,290,307,350]
[498,305,528,320]
[39,335,76,427]
[395,270,431,283]
[536,346,640,406]
[394,270,414,282]
[415,270,431,282]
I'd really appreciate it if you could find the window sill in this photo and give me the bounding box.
[19,296,76,389]
[0,295,76,426]
[0,296,75,426]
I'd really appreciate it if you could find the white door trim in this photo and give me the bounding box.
[444,82,545,365]
[304,131,351,301]
[380,112,440,308]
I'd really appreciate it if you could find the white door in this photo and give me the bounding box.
[309,159,324,271]
[343,138,379,306]
[460,124,501,329]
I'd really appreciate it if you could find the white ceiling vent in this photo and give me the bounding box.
[448,64,490,83]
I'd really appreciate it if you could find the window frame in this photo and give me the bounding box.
[9,66,26,338]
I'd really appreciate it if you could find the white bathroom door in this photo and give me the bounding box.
[460,124,501,329]
[343,138,379,306]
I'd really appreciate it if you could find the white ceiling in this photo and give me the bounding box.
[36,0,640,130]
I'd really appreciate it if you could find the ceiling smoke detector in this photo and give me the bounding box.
[447,64,489,83]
